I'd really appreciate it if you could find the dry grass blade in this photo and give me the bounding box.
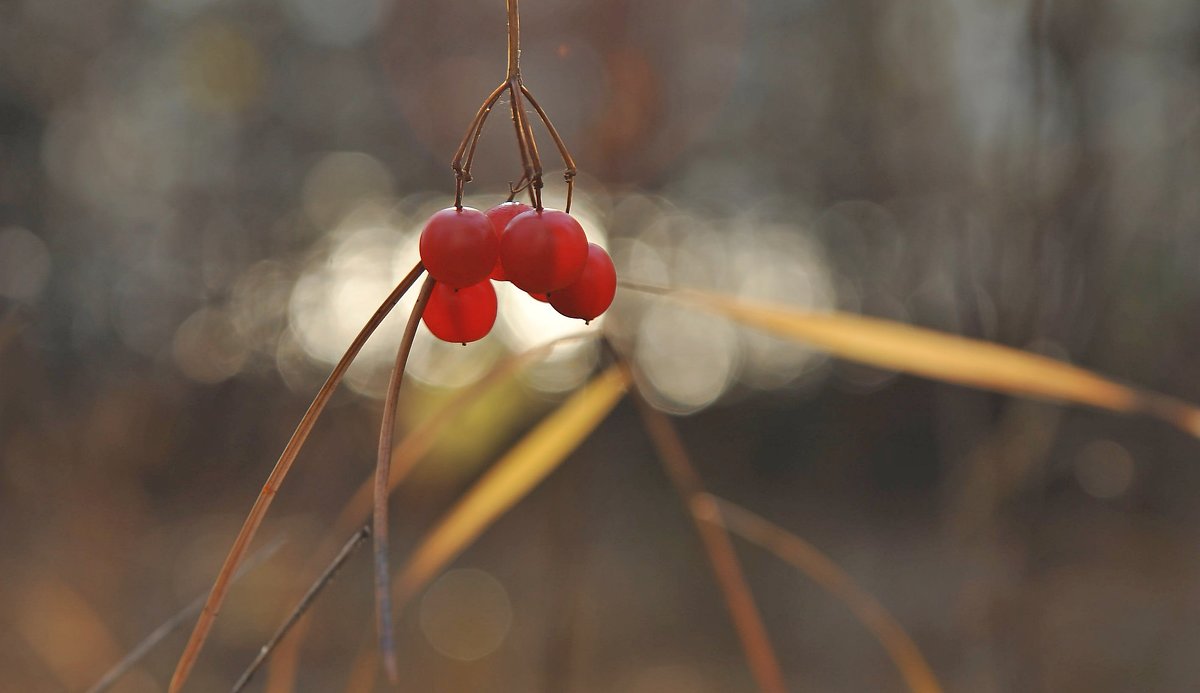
[708,496,944,693]
[231,528,370,692]
[262,334,591,692]
[635,285,1200,437]
[628,380,788,693]
[168,262,425,693]
[391,364,630,609]
[85,539,284,693]
[372,276,434,683]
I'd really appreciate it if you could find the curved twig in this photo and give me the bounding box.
[373,276,435,683]
[167,263,426,693]
[519,85,577,211]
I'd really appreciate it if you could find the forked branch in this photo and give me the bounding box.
[450,0,579,211]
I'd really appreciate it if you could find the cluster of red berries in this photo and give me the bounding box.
[418,202,616,344]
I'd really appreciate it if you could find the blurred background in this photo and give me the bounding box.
[3,0,1200,690]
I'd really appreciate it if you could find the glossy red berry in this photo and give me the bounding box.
[528,291,549,303]
[419,207,498,288]
[549,243,616,321]
[499,208,588,294]
[422,280,497,344]
[484,202,532,280]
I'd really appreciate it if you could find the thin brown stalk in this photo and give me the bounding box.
[263,335,590,691]
[452,81,508,172]
[231,528,369,693]
[453,80,508,206]
[519,85,577,211]
[168,262,425,693]
[85,539,284,693]
[507,80,537,206]
[621,351,788,693]
[373,275,435,683]
[461,85,507,185]
[506,0,521,79]
[511,80,543,198]
[708,497,944,693]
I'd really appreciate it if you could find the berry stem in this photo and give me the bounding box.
[507,80,541,208]
[510,79,544,208]
[452,80,508,207]
[452,0,572,211]
[519,84,577,212]
[166,263,426,693]
[372,275,436,684]
[506,0,521,79]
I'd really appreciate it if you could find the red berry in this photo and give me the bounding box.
[419,207,498,288]
[499,208,588,294]
[528,291,549,303]
[549,244,616,321]
[422,280,497,344]
[484,202,532,281]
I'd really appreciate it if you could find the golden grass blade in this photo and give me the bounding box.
[391,364,630,609]
[637,284,1200,437]
[628,381,788,693]
[707,496,944,693]
[372,276,434,683]
[263,335,590,692]
[168,263,425,693]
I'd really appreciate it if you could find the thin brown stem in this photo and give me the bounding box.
[374,275,435,683]
[507,81,536,200]
[231,529,369,693]
[167,262,425,693]
[86,540,284,693]
[616,343,787,693]
[506,0,521,79]
[452,81,508,205]
[708,497,944,693]
[511,82,544,208]
[262,335,591,692]
[507,175,531,202]
[519,85,577,211]
[452,82,507,174]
